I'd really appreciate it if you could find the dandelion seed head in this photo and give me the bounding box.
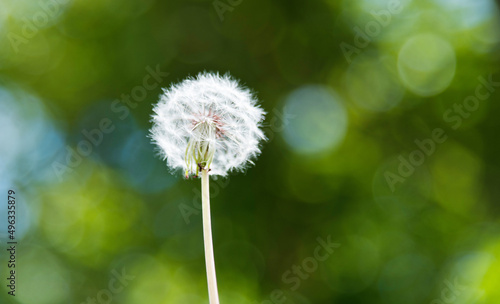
[150,72,266,177]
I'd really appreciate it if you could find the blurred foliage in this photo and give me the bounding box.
[1,0,500,303]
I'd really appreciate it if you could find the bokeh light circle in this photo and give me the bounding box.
[282,85,348,154]
[0,87,65,185]
[397,33,456,97]
[432,0,498,30]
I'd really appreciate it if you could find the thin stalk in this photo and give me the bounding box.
[201,169,219,304]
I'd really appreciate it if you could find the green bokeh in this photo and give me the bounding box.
[1,0,500,303]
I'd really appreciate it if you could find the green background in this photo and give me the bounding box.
[1,0,500,303]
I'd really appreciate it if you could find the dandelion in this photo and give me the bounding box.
[150,72,266,304]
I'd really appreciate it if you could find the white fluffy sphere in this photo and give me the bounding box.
[150,72,266,177]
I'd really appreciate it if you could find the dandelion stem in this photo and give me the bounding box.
[201,168,219,304]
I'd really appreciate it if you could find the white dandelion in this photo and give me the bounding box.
[151,72,266,178]
[150,72,266,304]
